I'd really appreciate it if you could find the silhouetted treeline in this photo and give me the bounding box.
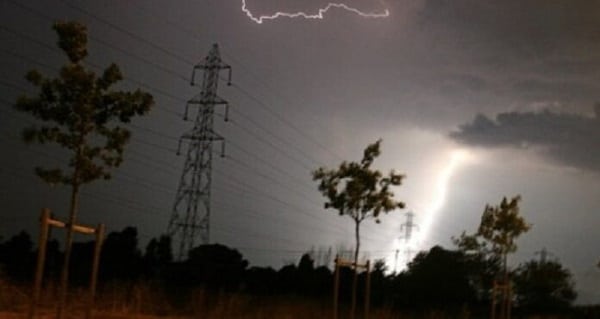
[0,227,585,317]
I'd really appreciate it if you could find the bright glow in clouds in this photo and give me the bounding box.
[389,149,471,271]
[241,0,390,24]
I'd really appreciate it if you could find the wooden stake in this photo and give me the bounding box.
[364,260,371,319]
[29,208,50,319]
[333,256,340,319]
[86,223,105,319]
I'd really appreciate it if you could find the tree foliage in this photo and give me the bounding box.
[454,196,530,278]
[312,139,405,262]
[0,231,34,283]
[15,21,153,186]
[0,228,580,316]
[313,140,404,225]
[401,246,478,308]
[14,21,153,316]
[312,140,404,261]
[513,259,577,313]
[312,139,404,316]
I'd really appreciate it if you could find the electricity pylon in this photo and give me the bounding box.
[400,211,419,265]
[400,211,418,242]
[168,43,231,260]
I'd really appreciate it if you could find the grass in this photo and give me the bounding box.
[0,280,582,319]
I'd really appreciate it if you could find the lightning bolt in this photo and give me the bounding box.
[387,149,471,272]
[385,150,473,271]
[241,0,390,24]
[410,150,469,251]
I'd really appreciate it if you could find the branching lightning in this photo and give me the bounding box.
[241,0,390,24]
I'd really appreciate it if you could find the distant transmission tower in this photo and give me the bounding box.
[400,211,419,264]
[400,211,418,242]
[168,44,231,260]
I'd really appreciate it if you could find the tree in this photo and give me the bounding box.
[101,227,143,282]
[455,196,530,281]
[312,139,404,317]
[402,246,478,309]
[513,259,577,314]
[14,21,153,317]
[454,195,530,319]
[144,235,173,278]
[0,231,35,282]
[185,244,248,290]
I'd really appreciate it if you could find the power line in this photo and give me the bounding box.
[57,0,196,66]
[229,82,344,162]
[2,2,340,193]
[0,1,414,258]
[0,25,185,118]
[228,105,322,167]
[130,2,349,162]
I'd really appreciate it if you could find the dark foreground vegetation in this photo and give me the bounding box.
[0,227,593,318]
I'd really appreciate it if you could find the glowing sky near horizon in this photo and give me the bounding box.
[241,0,390,24]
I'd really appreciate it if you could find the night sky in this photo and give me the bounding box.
[1,0,599,304]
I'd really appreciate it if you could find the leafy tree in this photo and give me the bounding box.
[454,195,530,319]
[513,259,577,313]
[454,196,530,281]
[70,240,96,286]
[0,231,34,282]
[368,259,388,307]
[14,21,153,315]
[185,244,248,290]
[144,235,173,278]
[101,227,143,282]
[403,246,478,308]
[312,139,405,316]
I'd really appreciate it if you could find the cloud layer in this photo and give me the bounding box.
[450,105,600,173]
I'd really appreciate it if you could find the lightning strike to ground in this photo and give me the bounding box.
[388,150,470,271]
[241,0,390,24]
[410,150,469,251]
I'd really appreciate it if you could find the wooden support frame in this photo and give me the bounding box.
[490,279,512,319]
[333,256,371,319]
[28,208,105,319]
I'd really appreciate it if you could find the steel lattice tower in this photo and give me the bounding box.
[400,211,418,241]
[168,44,231,260]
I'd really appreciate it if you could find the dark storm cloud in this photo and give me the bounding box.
[418,0,600,53]
[438,73,487,98]
[511,79,599,101]
[450,105,600,173]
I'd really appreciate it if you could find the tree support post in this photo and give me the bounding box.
[86,223,105,319]
[27,208,104,319]
[491,279,512,319]
[364,260,371,319]
[333,257,371,319]
[29,209,51,319]
[333,255,340,319]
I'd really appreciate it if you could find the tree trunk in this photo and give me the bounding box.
[351,219,360,319]
[57,179,80,319]
[500,251,508,319]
